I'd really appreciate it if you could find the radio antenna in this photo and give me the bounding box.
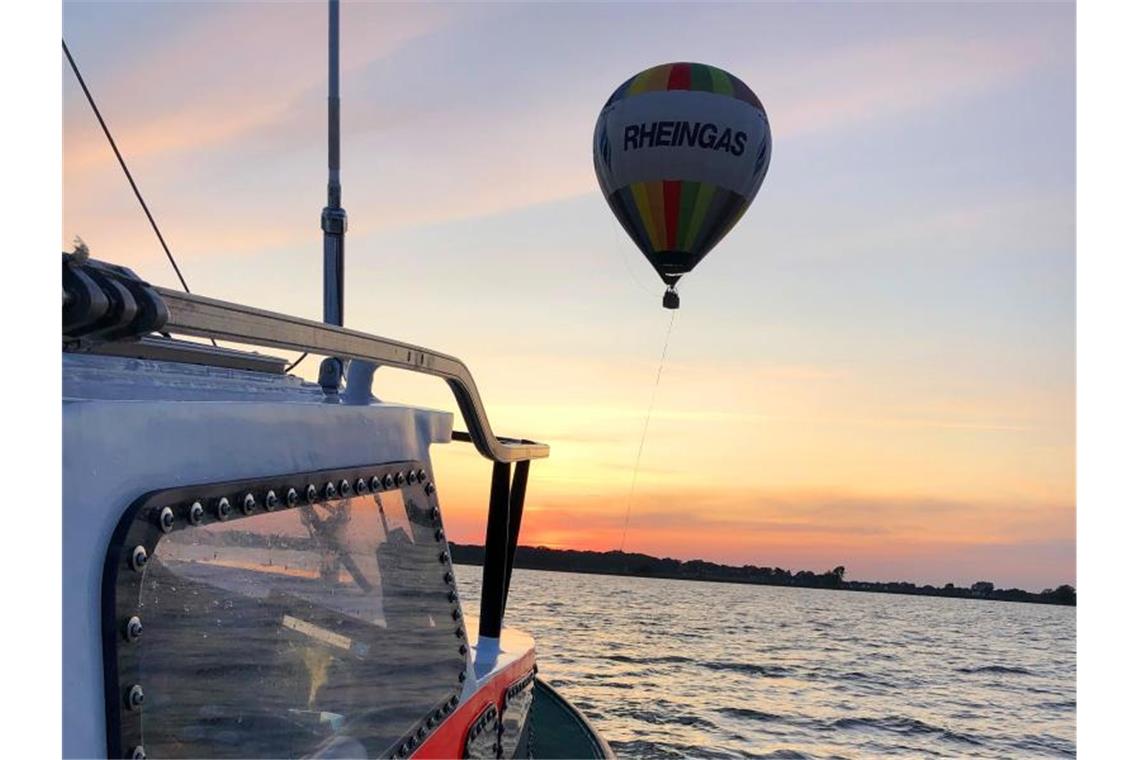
[314,0,347,387]
[321,0,346,327]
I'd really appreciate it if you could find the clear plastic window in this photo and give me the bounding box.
[135,487,461,758]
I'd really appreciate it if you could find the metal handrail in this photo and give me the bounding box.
[155,286,549,463]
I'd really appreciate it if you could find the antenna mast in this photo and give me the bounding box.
[321,0,346,327]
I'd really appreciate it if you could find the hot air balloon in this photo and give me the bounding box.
[593,62,771,309]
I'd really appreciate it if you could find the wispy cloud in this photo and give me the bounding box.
[64,1,458,169]
[62,6,1070,259]
[767,33,1054,140]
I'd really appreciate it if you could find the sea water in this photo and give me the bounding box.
[454,566,1075,759]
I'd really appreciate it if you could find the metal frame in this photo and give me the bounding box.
[102,460,466,760]
[155,286,548,464]
[478,461,531,640]
[88,334,289,374]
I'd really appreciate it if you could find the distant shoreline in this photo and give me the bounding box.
[448,543,1076,606]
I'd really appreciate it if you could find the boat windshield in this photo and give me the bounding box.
[131,484,462,758]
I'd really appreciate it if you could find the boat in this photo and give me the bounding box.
[62,255,612,759]
[62,4,613,758]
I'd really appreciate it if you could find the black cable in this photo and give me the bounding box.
[63,40,193,293]
[65,38,307,376]
[285,352,309,373]
[64,39,218,346]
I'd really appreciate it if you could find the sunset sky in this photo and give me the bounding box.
[62,2,1074,590]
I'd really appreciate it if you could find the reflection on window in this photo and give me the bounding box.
[137,488,460,758]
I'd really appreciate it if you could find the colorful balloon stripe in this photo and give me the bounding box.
[605,62,761,108]
[628,182,654,250]
[663,180,681,250]
[609,180,747,260]
[676,180,699,253]
[666,63,691,91]
[605,187,649,258]
[648,179,667,251]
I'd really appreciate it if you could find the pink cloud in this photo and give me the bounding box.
[64,1,458,171]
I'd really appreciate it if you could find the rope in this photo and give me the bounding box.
[618,309,677,552]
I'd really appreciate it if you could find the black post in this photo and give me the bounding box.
[321,0,346,326]
[501,460,530,618]
[478,462,512,640]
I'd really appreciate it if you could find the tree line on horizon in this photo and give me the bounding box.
[448,543,1076,606]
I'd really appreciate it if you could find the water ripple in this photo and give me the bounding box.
[828,715,983,746]
[703,661,795,678]
[716,707,788,724]
[956,664,1033,675]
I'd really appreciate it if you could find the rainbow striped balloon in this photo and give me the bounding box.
[594,62,771,306]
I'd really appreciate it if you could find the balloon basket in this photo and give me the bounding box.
[662,288,680,310]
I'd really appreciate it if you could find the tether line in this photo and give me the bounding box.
[619,309,677,552]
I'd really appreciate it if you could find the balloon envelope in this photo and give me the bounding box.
[594,62,771,288]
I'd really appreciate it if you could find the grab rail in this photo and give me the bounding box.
[154,287,548,463]
[60,252,547,463]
